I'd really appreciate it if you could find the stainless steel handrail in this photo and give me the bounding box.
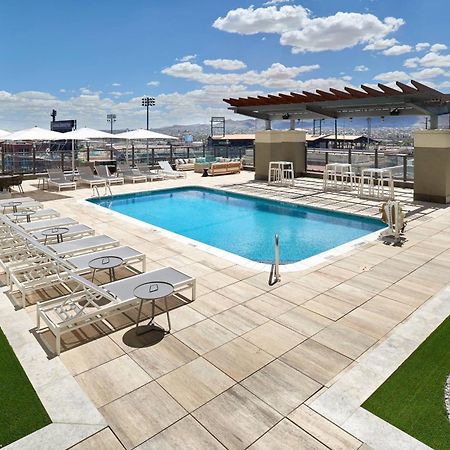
[268,234,281,286]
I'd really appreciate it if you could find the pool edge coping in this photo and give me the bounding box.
[81,184,387,273]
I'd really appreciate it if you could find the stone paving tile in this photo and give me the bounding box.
[276,306,332,337]
[61,336,124,376]
[362,295,416,322]
[157,357,235,412]
[312,322,377,360]
[244,292,296,319]
[137,416,226,449]
[211,304,268,335]
[75,355,152,408]
[193,384,281,450]
[204,337,274,382]
[289,405,361,450]
[174,318,236,355]
[280,338,352,385]
[70,427,125,450]
[216,280,266,303]
[242,320,306,357]
[197,271,240,290]
[302,293,356,320]
[100,381,187,449]
[247,418,328,450]
[242,359,321,415]
[270,281,320,305]
[161,306,205,332]
[189,291,237,317]
[379,280,432,307]
[295,272,342,291]
[129,335,198,379]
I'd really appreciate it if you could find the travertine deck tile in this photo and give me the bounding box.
[157,357,235,412]
[270,281,320,305]
[174,319,236,354]
[217,280,266,303]
[75,355,151,408]
[189,291,237,317]
[248,418,328,450]
[280,338,352,385]
[193,385,281,450]
[100,382,186,449]
[302,293,356,320]
[242,320,306,357]
[204,337,274,381]
[70,427,125,450]
[137,416,225,449]
[211,304,268,335]
[276,306,332,336]
[129,335,198,378]
[244,292,296,319]
[242,359,321,415]
[289,405,361,450]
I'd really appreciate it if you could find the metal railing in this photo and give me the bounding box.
[268,234,281,286]
[306,147,414,182]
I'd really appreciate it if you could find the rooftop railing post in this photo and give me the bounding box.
[32,144,36,175]
[1,145,4,173]
[253,143,256,168]
[152,148,155,167]
[61,151,64,171]
[375,146,379,168]
[187,147,190,159]
[169,143,173,164]
[325,150,329,167]
[348,148,352,165]
[403,155,407,182]
[131,143,135,167]
[87,143,90,162]
[202,143,206,157]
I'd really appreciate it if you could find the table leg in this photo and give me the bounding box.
[135,299,144,331]
[164,296,171,333]
[92,268,96,282]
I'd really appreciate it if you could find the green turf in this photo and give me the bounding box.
[0,328,51,447]
[363,314,450,450]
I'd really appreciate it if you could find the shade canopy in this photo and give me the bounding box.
[0,129,10,139]
[62,127,119,140]
[5,126,64,141]
[115,128,178,140]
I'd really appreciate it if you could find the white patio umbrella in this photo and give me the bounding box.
[115,129,178,140]
[61,127,121,172]
[4,126,63,141]
[115,129,178,164]
[0,129,11,139]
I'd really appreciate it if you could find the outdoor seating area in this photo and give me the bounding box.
[0,197,197,353]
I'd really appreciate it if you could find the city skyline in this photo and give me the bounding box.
[0,0,449,130]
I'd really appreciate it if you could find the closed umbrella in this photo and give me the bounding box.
[115,129,178,164]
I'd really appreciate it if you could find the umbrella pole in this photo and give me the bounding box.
[126,139,129,163]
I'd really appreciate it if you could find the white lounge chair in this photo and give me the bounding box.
[77,166,107,188]
[66,246,146,276]
[32,224,95,243]
[117,164,147,183]
[47,169,77,191]
[20,217,78,233]
[135,163,164,181]
[95,165,125,185]
[46,235,119,257]
[158,161,186,179]
[37,266,196,354]
[6,208,59,223]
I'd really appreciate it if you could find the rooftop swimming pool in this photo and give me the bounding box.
[89,187,385,265]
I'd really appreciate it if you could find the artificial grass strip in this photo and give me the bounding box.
[363,314,450,450]
[0,328,51,447]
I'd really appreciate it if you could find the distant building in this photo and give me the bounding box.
[208,134,255,148]
[306,134,379,149]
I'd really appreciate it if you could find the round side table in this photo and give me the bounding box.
[41,227,69,244]
[88,255,123,282]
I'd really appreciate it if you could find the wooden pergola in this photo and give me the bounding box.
[224,80,450,129]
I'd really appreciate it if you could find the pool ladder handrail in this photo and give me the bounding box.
[92,184,113,199]
[268,234,281,286]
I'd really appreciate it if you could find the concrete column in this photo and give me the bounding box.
[265,119,272,130]
[414,129,450,203]
[289,118,296,130]
[254,130,306,181]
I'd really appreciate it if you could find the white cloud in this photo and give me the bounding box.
[162,61,320,88]
[109,91,134,98]
[410,67,445,79]
[59,88,66,93]
[112,82,121,87]
[341,75,352,81]
[373,70,410,82]
[419,51,450,67]
[382,45,412,56]
[354,65,369,72]
[147,81,160,86]
[213,5,404,53]
[203,59,247,70]
[404,57,420,68]
[430,43,448,52]
[177,54,197,62]
[363,38,398,51]
[415,42,430,51]
[263,0,291,5]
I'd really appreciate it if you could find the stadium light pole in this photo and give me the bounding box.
[141,96,156,165]
[106,113,116,160]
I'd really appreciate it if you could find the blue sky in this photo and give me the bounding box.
[0,0,449,129]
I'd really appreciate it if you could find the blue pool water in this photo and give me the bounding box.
[89,187,384,264]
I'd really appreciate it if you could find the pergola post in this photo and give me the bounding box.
[414,129,450,203]
[254,130,306,181]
